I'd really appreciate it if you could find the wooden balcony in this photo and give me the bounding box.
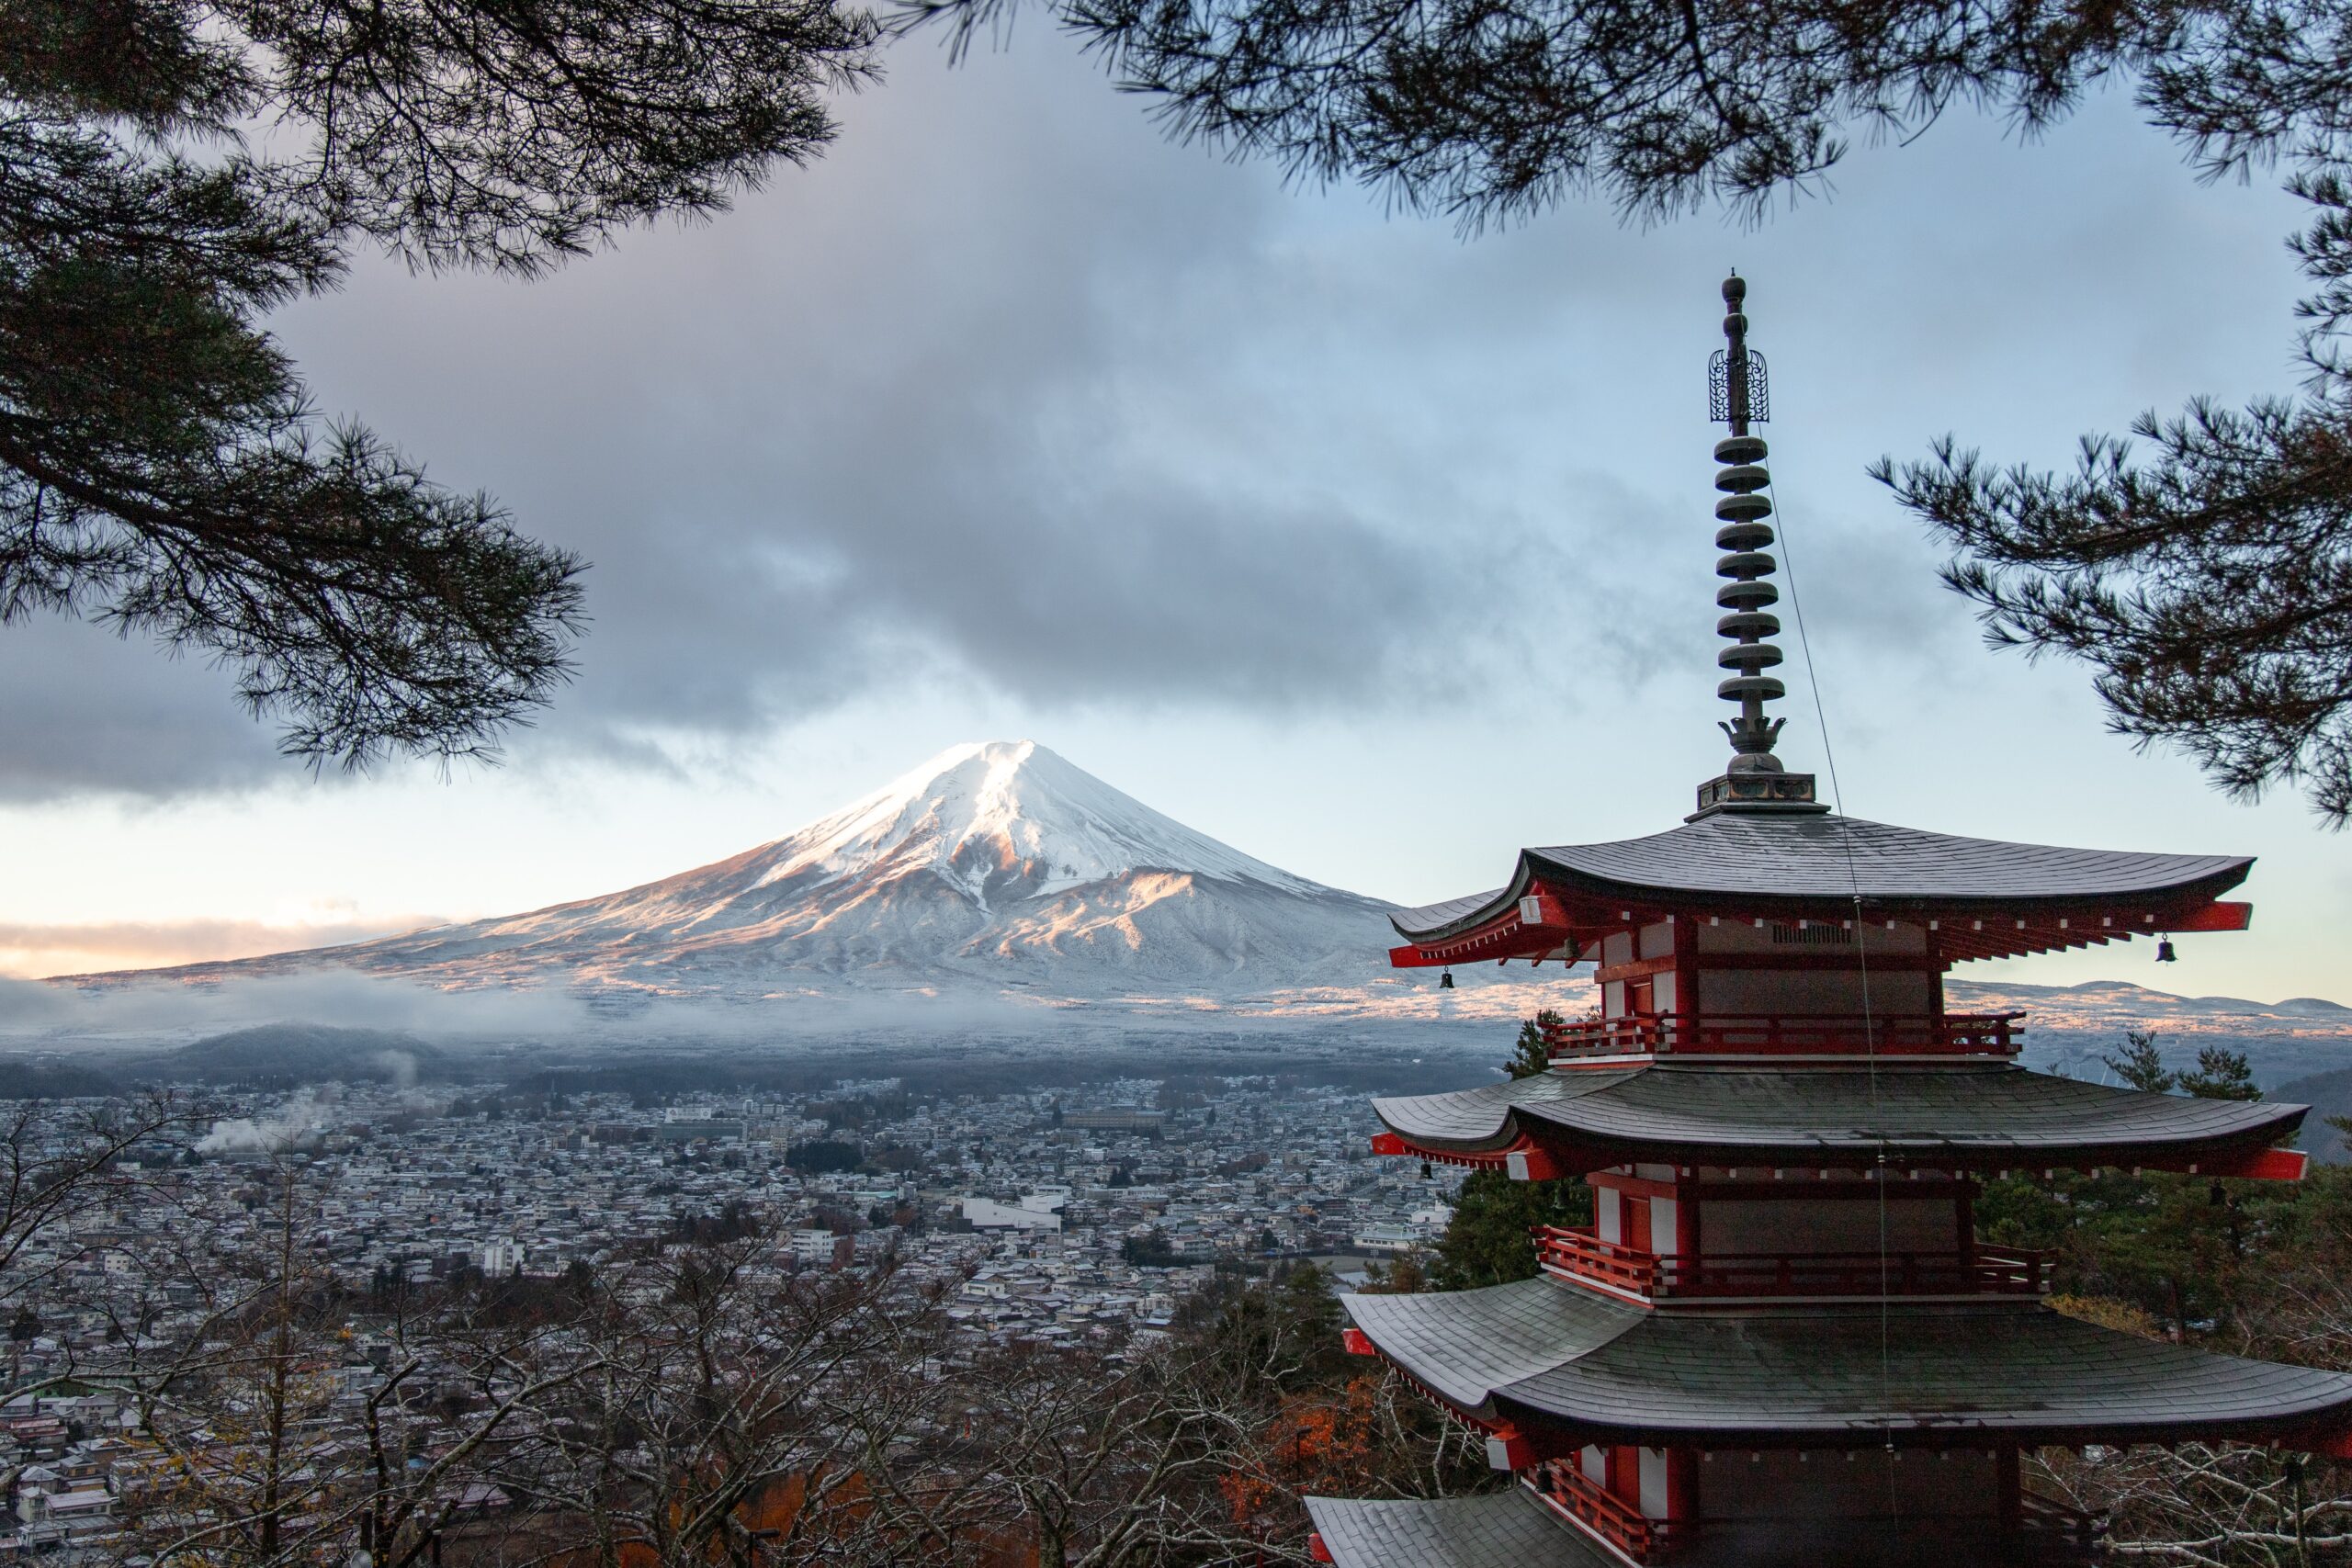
[1544,1010,2024,1060]
[1533,1461,1669,1563]
[1534,1472,2098,1568]
[1533,1224,1659,1295]
[1534,1225,2052,1301]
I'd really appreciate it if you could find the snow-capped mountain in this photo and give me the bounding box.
[101,742,1407,1004]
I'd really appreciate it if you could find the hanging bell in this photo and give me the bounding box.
[1419,1161,1434,1180]
[2155,937,2177,964]
[1439,967,1455,990]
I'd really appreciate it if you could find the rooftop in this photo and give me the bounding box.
[1304,1492,1608,1568]
[1390,812,2252,964]
[1343,1278,2352,1449]
[1370,1062,2305,1172]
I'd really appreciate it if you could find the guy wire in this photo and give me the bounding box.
[1762,472,1901,1506]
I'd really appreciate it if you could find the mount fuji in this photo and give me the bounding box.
[85,742,1426,1011]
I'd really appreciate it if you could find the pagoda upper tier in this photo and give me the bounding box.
[1389,811,2251,969]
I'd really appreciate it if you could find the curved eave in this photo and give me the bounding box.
[1344,1280,2352,1453]
[1304,1492,1611,1568]
[1387,818,2256,967]
[1370,1066,2310,1176]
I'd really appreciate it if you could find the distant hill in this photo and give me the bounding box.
[1951,978,2352,1089]
[2273,1067,2352,1164]
[157,1023,446,1085]
[0,1059,123,1100]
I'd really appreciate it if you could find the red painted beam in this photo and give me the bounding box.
[2196,1146,2308,1182]
[1308,1532,1336,1563]
[1484,1425,1534,1472]
[1506,1148,1566,1182]
[1370,1132,1407,1156]
[1342,1327,1376,1357]
[2177,900,2254,932]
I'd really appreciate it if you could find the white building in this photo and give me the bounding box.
[788,1229,849,1266]
[962,1193,1067,1233]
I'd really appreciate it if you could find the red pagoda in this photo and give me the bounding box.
[1303,276,2352,1568]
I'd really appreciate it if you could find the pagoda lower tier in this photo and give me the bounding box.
[1317,1281,2352,1567]
[1306,1492,1612,1568]
[1341,1279,2352,1454]
[1367,1061,2310,1179]
[1304,1483,2107,1568]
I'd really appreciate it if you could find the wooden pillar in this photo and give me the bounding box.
[1672,914,1698,1029]
[1667,1447,1698,1526]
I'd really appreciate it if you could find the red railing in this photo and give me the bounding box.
[1535,1461,1665,1563]
[1535,1226,2052,1300]
[1544,1011,2023,1060]
[1532,1463,2097,1566]
[1532,1225,1659,1295]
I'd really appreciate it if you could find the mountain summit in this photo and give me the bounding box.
[761,740,1329,909]
[107,741,1399,1002]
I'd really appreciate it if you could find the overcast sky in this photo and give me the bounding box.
[6,29,2346,1004]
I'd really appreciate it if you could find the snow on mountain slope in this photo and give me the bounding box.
[761,740,1327,906]
[83,742,1404,1002]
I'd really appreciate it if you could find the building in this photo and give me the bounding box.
[786,1229,854,1268]
[963,1193,1069,1232]
[1305,277,2352,1568]
[1061,1109,1167,1133]
[655,1114,745,1143]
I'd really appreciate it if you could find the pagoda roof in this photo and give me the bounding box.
[1304,1492,1608,1568]
[1392,812,2250,963]
[1371,1064,2304,1173]
[1343,1280,2352,1449]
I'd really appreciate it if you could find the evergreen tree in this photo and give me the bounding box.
[2178,1045,2263,1101]
[2105,1029,2177,1094]
[1420,1010,1590,1288]
[1507,1010,1563,1079]
[1358,1250,1427,1294]
[1122,1227,1179,1267]
[1429,1168,1589,1291]
[5,0,876,763]
[1174,1260,1349,1392]
[1981,1045,2275,1330]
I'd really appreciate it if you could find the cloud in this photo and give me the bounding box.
[2,40,2312,807]
[0,970,598,1043]
[0,37,1568,804]
[0,618,289,802]
[0,916,443,980]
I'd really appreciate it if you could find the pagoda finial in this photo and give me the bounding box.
[1691,274,1826,820]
